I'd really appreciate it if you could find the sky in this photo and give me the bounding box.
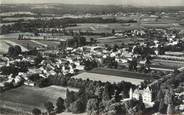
[1,0,184,6]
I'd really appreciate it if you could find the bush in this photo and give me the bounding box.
[56,97,65,113]
[44,101,54,113]
[32,108,41,115]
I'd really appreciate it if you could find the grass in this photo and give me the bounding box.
[3,40,28,51]
[37,40,60,48]
[73,72,144,85]
[0,40,9,54]
[73,67,150,85]
[0,107,31,115]
[90,68,151,80]
[0,85,78,112]
[66,23,139,33]
[8,39,41,50]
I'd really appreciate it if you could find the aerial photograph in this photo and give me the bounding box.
[0,0,184,115]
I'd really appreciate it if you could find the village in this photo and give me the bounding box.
[0,3,184,115]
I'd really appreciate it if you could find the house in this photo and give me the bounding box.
[24,81,35,86]
[133,89,142,100]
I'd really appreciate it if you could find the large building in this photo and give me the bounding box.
[130,86,155,105]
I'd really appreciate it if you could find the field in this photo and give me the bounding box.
[37,40,60,48]
[0,39,28,54]
[4,40,28,51]
[66,23,139,33]
[0,40,10,54]
[73,67,150,85]
[58,112,87,115]
[90,68,151,80]
[0,33,29,39]
[97,36,134,45]
[0,37,61,51]
[9,39,44,50]
[2,17,35,21]
[73,72,144,85]
[0,85,78,112]
[151,59,184,69]
[0,107,31,115]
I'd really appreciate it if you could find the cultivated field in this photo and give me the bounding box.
[0,85,78,112]
[151,59,184,69]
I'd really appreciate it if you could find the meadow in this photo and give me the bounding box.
[0,85,78,112]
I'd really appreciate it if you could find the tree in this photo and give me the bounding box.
[164,90,173,105]
[86,98,99,115]
[34,53,43,66]
[79,37,87,46]
[112,44,119,52]
[14,45,22,54]
[157,89,164,102]
[174,68,180,75]
[102,83,111,101]
[8,46,15,56]
[90,38,94,44]
[64,89,76,111]
[18,34,23,40]
[167,104,175,115]
[120,43,125,48]
[69,98,86,113]
[7,45,22,57]
[112,29,115,35]
[114,90,121,102]
[136,102,145,113]
[132,57,138,71]
[158,99,167,114]
[44,101,54,113]
[56,97,65,113]
[32,108,41,115]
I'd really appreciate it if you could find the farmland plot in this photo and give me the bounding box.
[151,59,184,69]
[0,85,78,112]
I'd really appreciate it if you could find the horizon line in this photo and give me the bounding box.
[1,3,184,7]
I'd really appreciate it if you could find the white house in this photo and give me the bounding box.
[130,86,154,105]
[142,87,153,103]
